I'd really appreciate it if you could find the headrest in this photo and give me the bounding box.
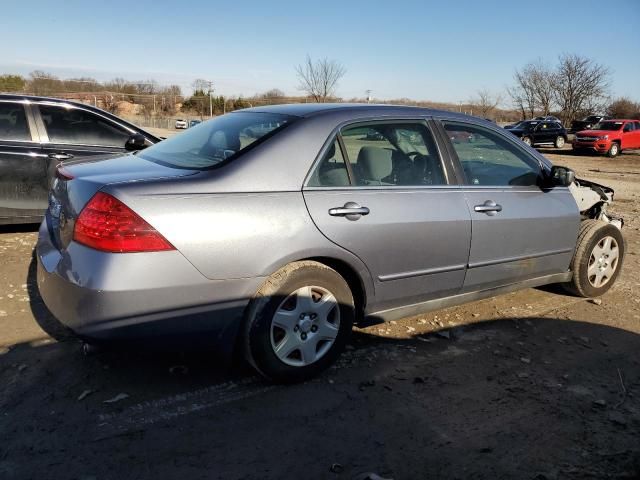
[357,147,393,181]
[211,130,241,152]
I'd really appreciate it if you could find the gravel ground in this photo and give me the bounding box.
[1,147,639,479]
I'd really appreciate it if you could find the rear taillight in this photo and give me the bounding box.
[73,192,175,253]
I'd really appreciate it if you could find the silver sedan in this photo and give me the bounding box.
[37,104,625,382]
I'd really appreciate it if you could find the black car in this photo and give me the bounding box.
[0,95,160,225]
[504,120,568,148]
[570,115,610,134]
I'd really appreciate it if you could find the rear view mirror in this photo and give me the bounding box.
[125,133,147,151]
[550,165,575,187]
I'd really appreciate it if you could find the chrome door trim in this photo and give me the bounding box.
[467,247,574,269]
[378,263,467,282]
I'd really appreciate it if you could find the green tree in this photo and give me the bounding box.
[0,74,26,92]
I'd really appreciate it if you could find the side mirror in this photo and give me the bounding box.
[550,165,575,187]
[125,133,147,151]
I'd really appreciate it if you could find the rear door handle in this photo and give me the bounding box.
[328,202,370,220]
[48,153,74,160]
[474,200,502,216]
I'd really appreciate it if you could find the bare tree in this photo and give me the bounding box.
[262,88,285,98]
[295,55,346,102]
[528,60,555,115]
[512,67,537,119]
[607,97,640,119]
[470,89,502,118]
[552,53,610,125]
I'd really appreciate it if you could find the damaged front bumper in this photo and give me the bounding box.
[569,178,623,229]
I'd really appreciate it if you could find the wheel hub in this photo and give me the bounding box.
[298,315,313,334]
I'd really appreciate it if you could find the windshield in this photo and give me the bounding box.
[591,121,623,131]
[138,112,296,169]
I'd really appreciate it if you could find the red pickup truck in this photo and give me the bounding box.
[573,119,640,157]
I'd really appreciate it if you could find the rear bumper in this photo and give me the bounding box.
[36,219,265,347]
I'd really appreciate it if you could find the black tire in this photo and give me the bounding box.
[244,261,354,383]
[607,142,620,158]
[554,136,566,148]
[563,220,625,297]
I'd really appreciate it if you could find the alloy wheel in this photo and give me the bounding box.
[587,236,619,288]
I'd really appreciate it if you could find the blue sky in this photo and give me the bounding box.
[2,0,639,104]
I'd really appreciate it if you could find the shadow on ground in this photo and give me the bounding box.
[1,312,639,479]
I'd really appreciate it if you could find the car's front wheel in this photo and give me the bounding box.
[244,261,354,383]
[564,220,625,298]
[607,142,620,157]
[555,136,565,148]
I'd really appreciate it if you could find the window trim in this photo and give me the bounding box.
[437,118,547,189]
[33,102,136,147]
[303,117,453,190]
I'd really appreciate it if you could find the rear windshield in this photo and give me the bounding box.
[592,121,623,131]
[138,112,295,169]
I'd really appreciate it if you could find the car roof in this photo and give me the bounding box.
[0,93,109,113]
[238,102,472,120]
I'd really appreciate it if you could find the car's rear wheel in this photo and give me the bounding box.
[607,142,620,157]
[554,136,565,148]
[522,136,533,146]
[244,261,354,383]
[563,220,624,298]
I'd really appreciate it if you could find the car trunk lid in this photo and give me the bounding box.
[47,153,197,250]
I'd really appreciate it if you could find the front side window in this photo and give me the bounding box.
[139,112,295,169]
[443,122,542,187]
[623,122,634,132]
[39,105,131,146]
[339,122,446,186]
[0,102,31,141]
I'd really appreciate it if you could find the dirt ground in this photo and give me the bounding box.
[1,147,639,480]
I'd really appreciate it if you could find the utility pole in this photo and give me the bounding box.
[365,89,372,103]
[207,80,213,118]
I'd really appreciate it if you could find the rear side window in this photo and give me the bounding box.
[339,122,446,186]
[0,102,31,141]
[308,140,350,187]
[443,122,541,187]
[39,105,131,146]
[139,112,295,169]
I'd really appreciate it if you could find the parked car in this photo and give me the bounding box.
[37,104,625,382]
[0,94,160,225]
[504,120,568,148]
[175,119,188,129]
[573,119,640,157]
[570,115,610,134]
[189,119,202,128]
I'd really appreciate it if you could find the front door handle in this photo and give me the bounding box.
[328,202,370,220]
[474,200,502,216]
[48,153,74,160]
